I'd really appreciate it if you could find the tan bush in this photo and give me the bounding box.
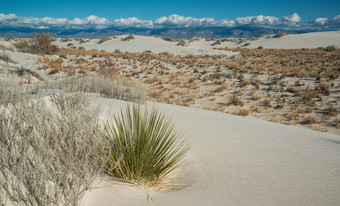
[0,90,102,206]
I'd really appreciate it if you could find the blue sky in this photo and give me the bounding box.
[1,0,340,21]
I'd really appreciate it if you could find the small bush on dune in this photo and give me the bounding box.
[14,31,58,55]
[324,45,337,52]
[101,104,189,188]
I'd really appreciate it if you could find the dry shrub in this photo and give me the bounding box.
[263,98,272,107]
[0,90,102,206]
[176,40,187,47]
[303,116,317,125]
[121,34,135,41]
[0,84,41,106]
[272,32,288,38]
[324,45,337,52]
[15,31,58,55]
[228,95,244,106]
[319,82,330,95]
[235,109,249,116]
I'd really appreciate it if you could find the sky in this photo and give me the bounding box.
[0,0,339,30]
[1,0,340,21]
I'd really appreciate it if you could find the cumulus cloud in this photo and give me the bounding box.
[155,14,216,27]
[113,17,153,28]
[0,13,339,30]
[283,13,301,23]
[234,15,280,26]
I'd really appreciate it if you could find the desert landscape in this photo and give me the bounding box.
[1,0,340,203]
[0,30,340,205]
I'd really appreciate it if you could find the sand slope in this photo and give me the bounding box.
[55,31,340,56]
[55,35,238,56]
[221,31,340,49]
[81,98,340,206]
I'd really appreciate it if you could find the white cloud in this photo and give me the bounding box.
[283,13,301,23]
[0,13,339,30]
[235,15,280,25]
[113,17,153,28]
[314,18,328,25]
[155,14,216,27]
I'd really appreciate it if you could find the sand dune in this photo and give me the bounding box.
[223,31,340,49]
[55,31,340,55]
[81,98,340,206]
[1,31,339,205]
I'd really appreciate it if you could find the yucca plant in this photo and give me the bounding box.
[100,104,189,188]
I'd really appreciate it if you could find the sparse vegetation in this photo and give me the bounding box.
[14,31,59,55]
[47,76,145,103]
[100,104,189,187]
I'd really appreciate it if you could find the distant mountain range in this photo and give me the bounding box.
[0,26,321,39]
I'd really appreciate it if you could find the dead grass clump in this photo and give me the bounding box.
[228,94,244,106]
[324,105,338,116]
[235,109,249,116]
[263,98,272,107]
[0,91,102,206]
[324,45,337,52]
[303,116,317,125]
[319,82,330,95]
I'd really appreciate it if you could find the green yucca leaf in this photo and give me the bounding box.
[100,104,189,187]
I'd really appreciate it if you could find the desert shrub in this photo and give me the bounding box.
[273,32,288,38]
[211,40,221,46]
[98,36,116,44]
[263,98,272,107]
[228,94,244,106]
[303,116,317,125]
[319,82,330,95]
[162,37,175,42]
[324,45,336,52]
[0,84,42,106]
[242,43,251,47]
[0,91,102,206]
[121,34,135,41]
[15,66,44,80]
[324,105,338,116]
[100,104,189,187]
[176,40,187,47]
[14,31,58,55]
[47,76,145,103]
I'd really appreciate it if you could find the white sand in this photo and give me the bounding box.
[54,31,340,56]
[81,98,340,206]
[55,35,238,56]
[220,31,340,49]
